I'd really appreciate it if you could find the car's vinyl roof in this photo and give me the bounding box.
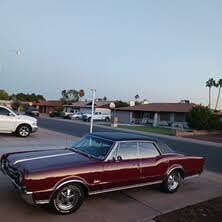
[89,132,160,142]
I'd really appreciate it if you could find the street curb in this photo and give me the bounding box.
[38,116,222,147]
[95,124,222,147]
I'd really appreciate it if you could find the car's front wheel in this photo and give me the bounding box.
[162,170,182,193]
[16,124,31,137]
[50,183,85,215]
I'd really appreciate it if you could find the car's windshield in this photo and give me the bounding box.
[71,135,114,160]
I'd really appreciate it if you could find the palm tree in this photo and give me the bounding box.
[61,89,67,102]
[215,78,222,110]
[78,89,85,101]
[206,78,216,108]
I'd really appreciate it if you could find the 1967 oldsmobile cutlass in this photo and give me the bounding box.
[0,132,205,214]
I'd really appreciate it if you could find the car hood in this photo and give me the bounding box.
[6,148,95,173]
[17,114,37,122]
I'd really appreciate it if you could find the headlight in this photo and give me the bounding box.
[32,121,37,126]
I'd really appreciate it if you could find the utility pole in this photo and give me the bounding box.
[90,88,96,133]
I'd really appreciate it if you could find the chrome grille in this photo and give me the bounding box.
[3,161,20,185]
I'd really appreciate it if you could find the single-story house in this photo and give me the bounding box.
[33,100,63,113]
[114,102,196,128]
[63,100,114,114]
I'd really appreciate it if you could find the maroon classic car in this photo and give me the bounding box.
[0,132,204,214]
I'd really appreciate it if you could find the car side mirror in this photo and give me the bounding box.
[117,155,122,161]
[8,113,14,117]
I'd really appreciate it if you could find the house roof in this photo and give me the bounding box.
[63,101,89,108]
[33,100,62,107]
[116,103,195,113]
[63,100,114,108]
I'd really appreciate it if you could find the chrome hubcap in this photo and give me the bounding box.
[55,185,78,211]
[19,127,29,137]
[168,173,180,191]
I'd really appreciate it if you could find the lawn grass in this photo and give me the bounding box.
[118,125,175,136]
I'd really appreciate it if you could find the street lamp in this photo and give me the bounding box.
[90,88,96,133]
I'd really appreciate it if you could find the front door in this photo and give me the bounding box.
[102,142,140,190]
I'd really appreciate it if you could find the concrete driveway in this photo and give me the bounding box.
[0,128,222,222]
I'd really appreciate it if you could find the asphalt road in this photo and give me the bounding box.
[38,117,222,174]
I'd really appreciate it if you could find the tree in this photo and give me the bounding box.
[0,90,10,100]
[187,105,220,130]
[61,90,68,102]
[61,89,79,102]
[206,78,216,108]
[78,89,85,101]
[13,92,45,102]
[115,100,129,107]
[103,96,107,101]
[36,94,46,101]
[11,100,21,111]
[215,79,222,111]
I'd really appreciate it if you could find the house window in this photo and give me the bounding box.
[132,112,141,119]
[174,113,186,122]
[143,112,155,119]
[160,113,171,121]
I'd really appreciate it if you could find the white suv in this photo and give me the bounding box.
[0,105,38,137]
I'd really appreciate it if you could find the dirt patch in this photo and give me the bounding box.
[154,196,222,222]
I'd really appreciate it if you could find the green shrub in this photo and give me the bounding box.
[187,105,220,130]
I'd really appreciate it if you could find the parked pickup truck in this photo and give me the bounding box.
[0,105,38,137]
[82,111,111,122]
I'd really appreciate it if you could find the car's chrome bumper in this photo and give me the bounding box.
[31,126,38,133]
[17,188,34,205]
[0,165,34,205]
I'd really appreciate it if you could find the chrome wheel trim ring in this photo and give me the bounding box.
[19,126,29,137]
[55,185,79,211]
[167,173,180,191]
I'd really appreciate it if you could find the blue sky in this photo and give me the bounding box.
[0,0,222,106]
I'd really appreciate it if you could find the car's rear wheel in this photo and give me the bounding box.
[105,117,110,122]
[50,183,84,215]
[162,170,182,193]
[16,124,31,137]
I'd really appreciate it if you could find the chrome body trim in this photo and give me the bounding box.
[104,140,162,162]
[35,200,50,204]
[44,179,90,205]
[1,164,32,194]
[1,165,34,204]
[167,166,184,175]
[13,152,75,165]
[89,180,162,195]
[55,179,89,191]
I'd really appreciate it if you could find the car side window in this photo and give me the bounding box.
[138,142,160,159]
[0,107,10,116]
[117,142,138,160]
